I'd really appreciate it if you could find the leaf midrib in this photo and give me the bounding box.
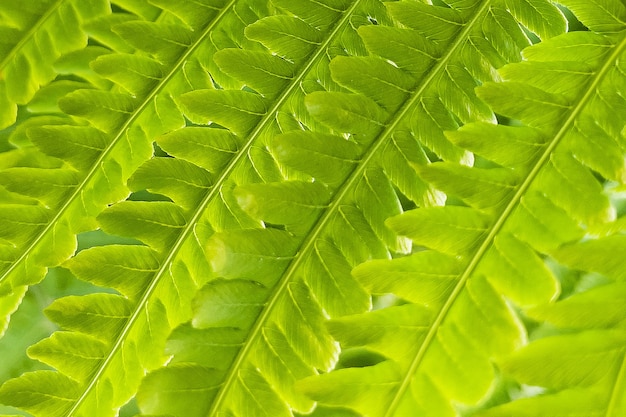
[386,25,626,417]
[72,0,367,415]
[203,1,367,415]
[607,351,626,416]
[212,0,497,414]
[61,2,240,415]
[0,3,234,290]
[0,0,64,73]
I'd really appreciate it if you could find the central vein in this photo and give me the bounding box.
[212,0,495,416]
[204,1,369,415]
[64,2,239,414]
[384,13,626,417]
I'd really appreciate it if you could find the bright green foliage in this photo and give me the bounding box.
[299,2,626,416]
[0,0,110,128]
[0,0,242,337]
[0,0,624,417]
[478,242,626,416]
[129,0,570,416]
[0,0,260,415]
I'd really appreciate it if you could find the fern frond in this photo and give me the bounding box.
[131,0,569,416]
[0,3,141,337]
[476,4,626,415]
[298,3,626,416]
[0,1,268,415]
[0,0,109,128]
[476,236,626,416]
[110,0,161,21]
[125,1,402,416]
[0,0,254,338]
[0,0,380,415]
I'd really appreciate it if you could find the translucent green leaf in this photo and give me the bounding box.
[298,362,402,417]
[45,294,131,341]
[501,330,626,389]
[191,279,267,330]
[301,6,624,417]
[558,0,626,32]
[128,158,213,210]
[137,364,220,417]
[27,332,108,383]
[157,127,240,173]
[214,49,295,98]
[0,0,109,128]
[179,90,267,135]
[27,126,108,171]
[504,0,567,39]
[207,229,299,285]
[480,233,559,306]
[245,15,324,62]
[305,92,389,136]
[2,1,605,417]
[271,131,360,187]
[112,22,194,62]
[235,181,330,235]
[551,235,626,282]
[90,54,164,96]
[446,123,547,169]
[64,245,159,298]
[354,251,463,305]
[0,371,80,417]
[529,282,626,329]
[97,202,187,253]
[330,56,416,111]
[387,207,490,256]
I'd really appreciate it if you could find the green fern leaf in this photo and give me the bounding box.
[110,0,161,21]
[0,0,256,338]
[3,1,618,417]
[0,0,270,414]
[0,0,109,128]
[128,1,399,415]
[478,237,626,416]
[130,0,569,416]
[0,0,381,415]
[298,4,626,416]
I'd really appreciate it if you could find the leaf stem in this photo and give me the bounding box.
[204,1,367,414]
[63,3,240,415]
[607,349,626,416]
[0,0,65,73]
[384,20,626,417]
